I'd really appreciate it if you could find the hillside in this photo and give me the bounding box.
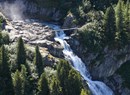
[0,0,130,95]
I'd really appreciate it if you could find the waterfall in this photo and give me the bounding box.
[47,24,114,95]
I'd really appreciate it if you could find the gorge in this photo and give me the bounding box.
[0,0,130,95]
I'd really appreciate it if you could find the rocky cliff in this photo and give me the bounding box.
[0,0,62,21]
[68,33,130,95]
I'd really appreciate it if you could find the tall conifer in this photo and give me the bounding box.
[37,73,50,95]
[16,37,26,70]
[34,45,43,76]
[12,70,23,95]
[116,0,128,44]
[104,6,116,43]
[0,46,14,95]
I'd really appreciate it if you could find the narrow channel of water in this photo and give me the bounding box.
[48,24,114,95]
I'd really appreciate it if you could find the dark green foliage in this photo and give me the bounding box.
[124,0,130,32]
[57,60,71,95]
[2,32,10,44]
[57,60,84,95]
[0,46,14,95]
[116,0,124,33]
[117,61,130,89]
[34,45,43,76]
[104,6,116,43]
[12,65,28,95]
[116,0,128,45]
[16,37,26,70]
[37,73,50,95]
[67,69,83,95]
[12,70,23,95]
[50,76,62,95]
[90,0,118,10]
[79,0,129,50]
[79,28,102,52]
[0,16,5,30]
[0,32,10,46]
[20,65,30,95]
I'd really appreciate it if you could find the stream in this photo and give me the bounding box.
[47,24,114,95]
[6,19,114,95]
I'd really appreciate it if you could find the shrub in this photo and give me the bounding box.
[79,22,102,52]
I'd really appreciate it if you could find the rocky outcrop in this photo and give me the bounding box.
[91,46,130,79]
[68,33,130,94]
[25,1,62,21]
[0,0,62,21]
[68,35,130,79]
[62,13,76,28]
[4,20,64,64]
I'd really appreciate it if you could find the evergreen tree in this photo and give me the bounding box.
[37,73,50,95]
[12,65,28,95]
[16,37,26,70]
[57,60,84,95]
[104,6,116,43]
[0,46,14,95]
[12,70,23,95]
[116,0,124,32]
[124,0,130,32]
[80,89,89,95]
[34,45,43,76]
[67,69,82,95]
[21,65,29,95]
[116,0,128,44]
[56,59,71,95]
[50,76,62,95]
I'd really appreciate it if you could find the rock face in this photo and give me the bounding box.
[68,36,130,79]
[25,1,62,21]
[62,13,76,28]
[67,33,130,94]
[5,19,64,60]
[0,0,62,21]
[91,46,130,78]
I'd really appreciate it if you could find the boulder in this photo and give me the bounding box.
[47,42,64,58]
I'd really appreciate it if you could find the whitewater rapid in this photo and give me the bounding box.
[7,19,114,95]
[47,24,114,95]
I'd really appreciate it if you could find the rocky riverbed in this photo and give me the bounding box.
[1,16,130,95]
[4,19,64,65]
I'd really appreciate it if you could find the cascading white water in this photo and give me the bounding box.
[6,17,114,95]
[47,24,114,95]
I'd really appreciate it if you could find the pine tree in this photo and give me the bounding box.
[116,0,124,32]
[12,65,28,95]
[37,73,50,95]
[34,45,43,76]
[124,0,130,32]
[104,6,116,43]
[50,76,62,95]
[67,69,82,95]
[16,37,26,70]
[12,70,23,95]
[21,65,29,95]
[116,0,128,44]
[56,59,71,95]
[0,46,14,95]
[80,89,89,95]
